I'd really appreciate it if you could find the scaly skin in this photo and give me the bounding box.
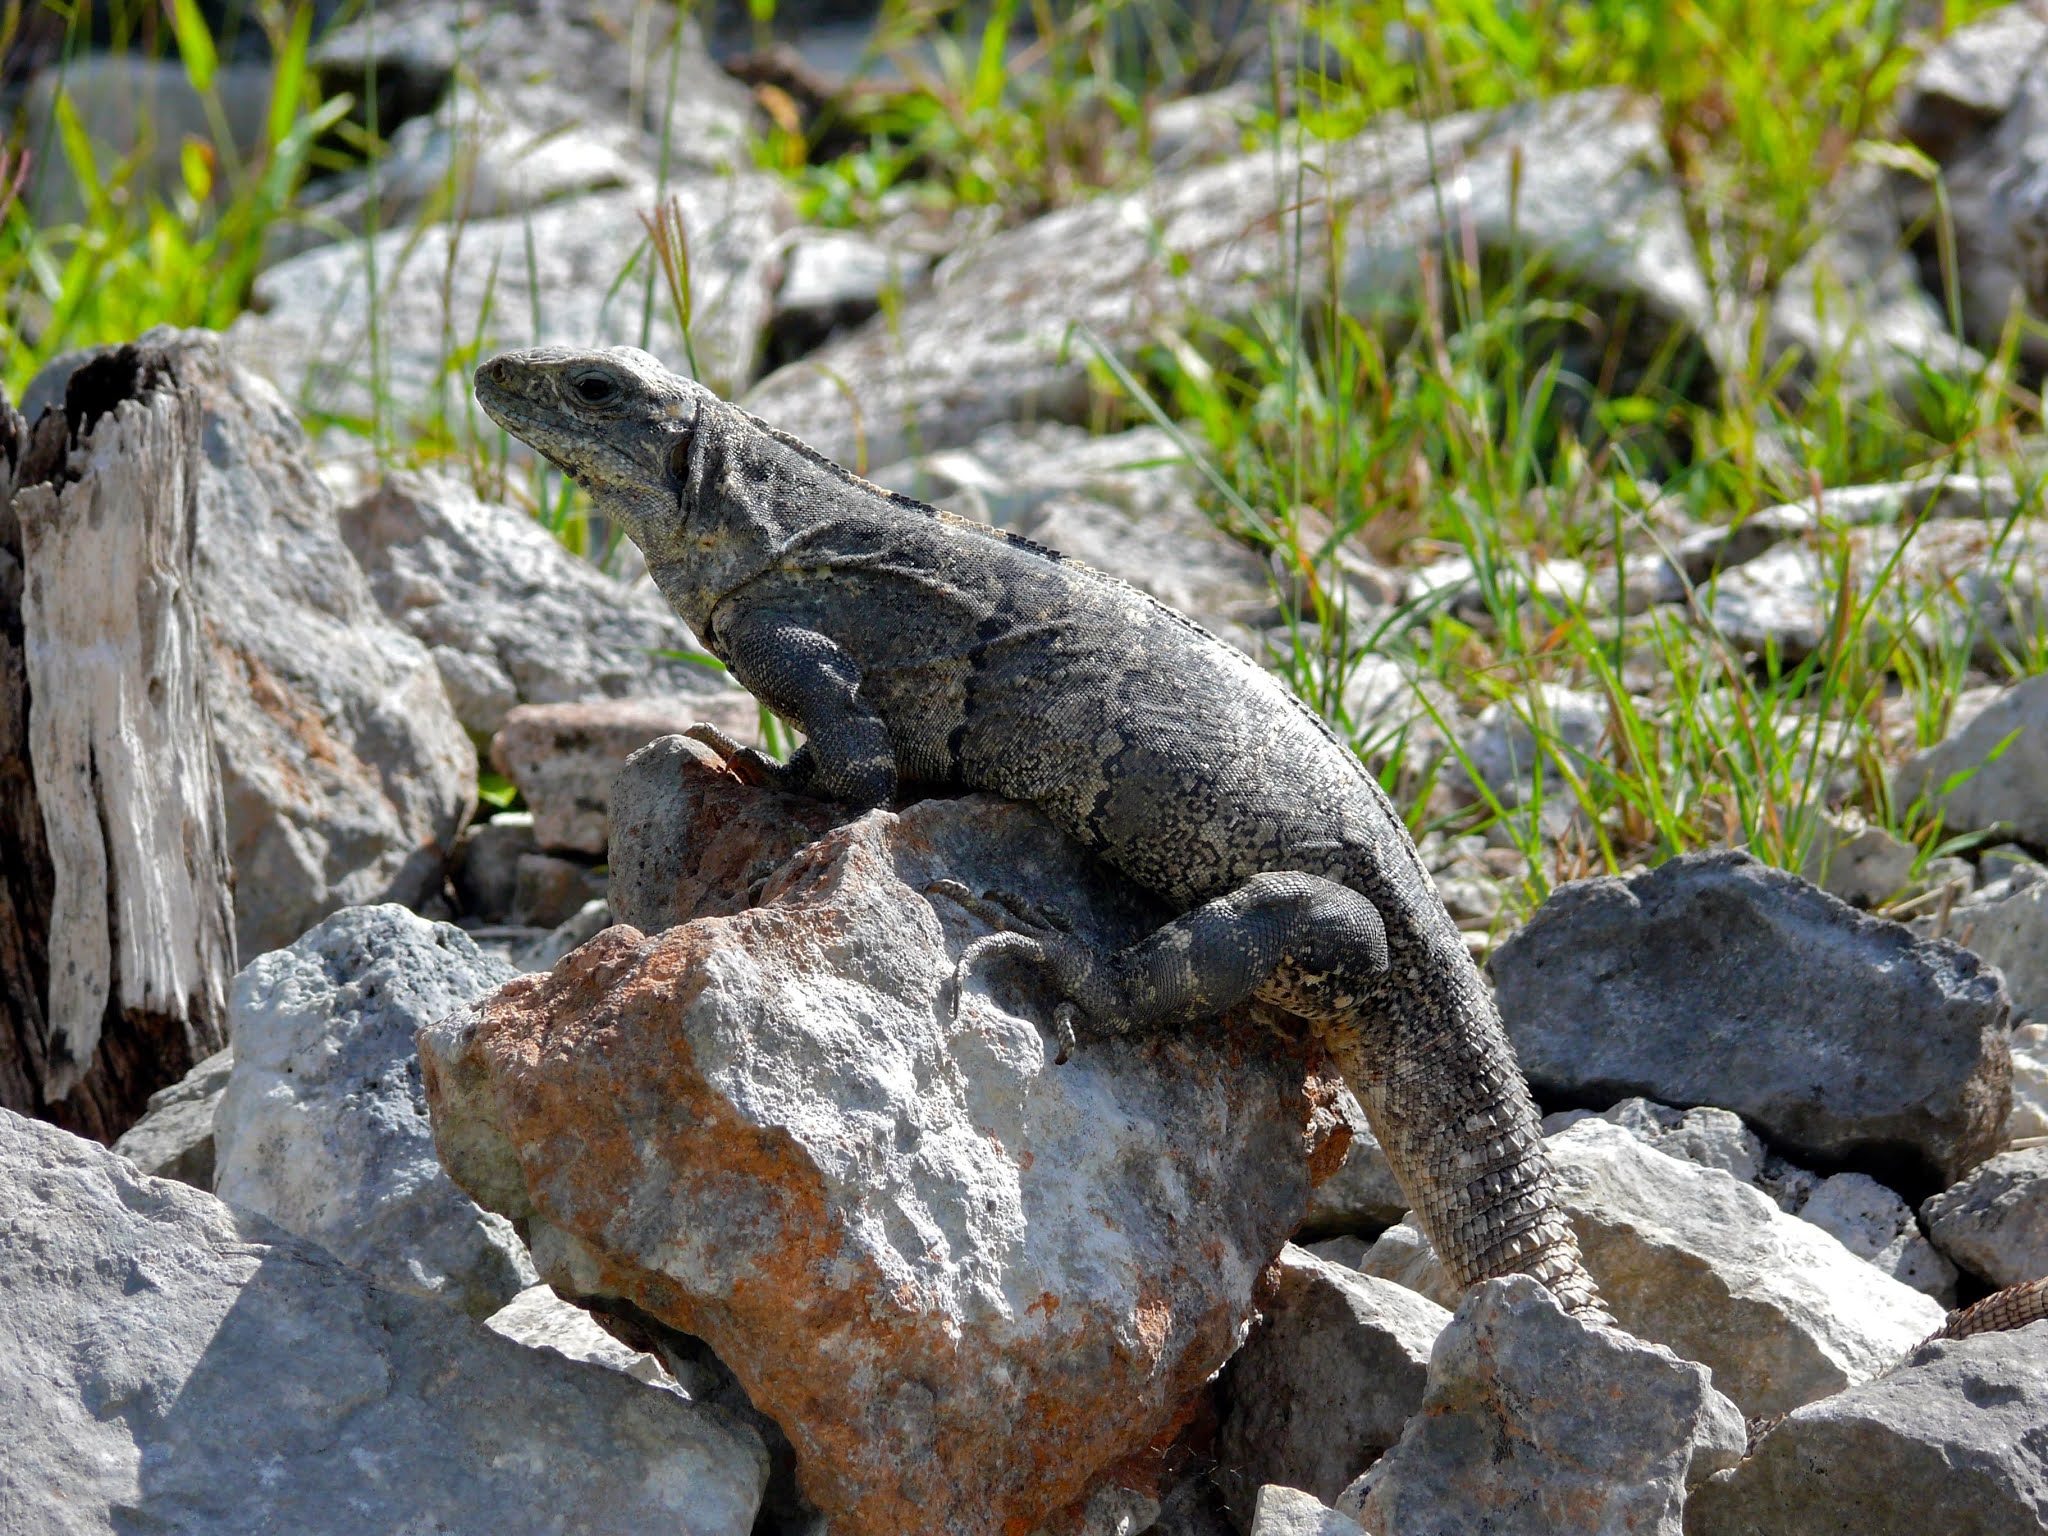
[474,344,1609,1321]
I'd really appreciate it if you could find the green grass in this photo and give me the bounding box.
[4,0,2044,929]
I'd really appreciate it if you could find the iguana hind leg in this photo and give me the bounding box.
[938,872,1610,1321]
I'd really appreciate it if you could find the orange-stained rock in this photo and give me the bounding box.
[421,776,1344,1536]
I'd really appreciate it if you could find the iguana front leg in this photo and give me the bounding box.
[689,607,897,809]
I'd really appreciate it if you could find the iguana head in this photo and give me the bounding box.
[473,345,788,635]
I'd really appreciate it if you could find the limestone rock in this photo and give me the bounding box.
[1247,1486,1363,1536]
[1299,1108,1407,1239]
[1922,1147,2048,1288]
[339,469,746,739]
[230,178,790,437]
[1796,1171,1958,1304]
[490,697,765,857]
[741,104,1500,469]
[0,1108,769,1534]
[1364,1121,1947,1418]
[1357,1218,1463,1313]
[2010,1021,2048,1142]
[1947,869,2048,1025]
[871,423,1276,651]
[1490,850,2012,1191]
[1215,1245,1447,1518]
[1449,683,1605,812]
[1339,1276,1745,1536]
[109,1046,234,1189]
[213,905,536,1317]
[1896,2,2048,162]
[485,1283,672,1387]
[26,328,475,958]
[420,780,1343,1536]
[767,228,931,368]
[1685,1324,2048,1535]
[1895,673,2048,849]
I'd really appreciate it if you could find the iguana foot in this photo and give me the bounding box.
[926,882,1109,1064]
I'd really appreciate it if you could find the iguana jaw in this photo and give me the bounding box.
[474,345,701,534]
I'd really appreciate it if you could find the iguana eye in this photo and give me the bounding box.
[571,371,619,405]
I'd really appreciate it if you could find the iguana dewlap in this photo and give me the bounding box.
[475,344,1609,1319]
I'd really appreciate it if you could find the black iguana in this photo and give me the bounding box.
[474,343,1610,1319]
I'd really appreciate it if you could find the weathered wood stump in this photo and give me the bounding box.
[0,346,234,1141]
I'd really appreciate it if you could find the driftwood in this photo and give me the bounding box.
[0,346,234,1141]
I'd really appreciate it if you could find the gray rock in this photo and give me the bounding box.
[453,811,540,923]
[1685,1323,2048,1536]
[28,328,476,957]
[490,696,765,856]
[768,229,931,366]
[340,469,741,738]
[1216,1245,1447,1519]
[1246,1486,1362,1536]
[510,851,608,930]
[20,58,273,227]
[742,104,1498,469]
[515,898,614,973]
[871,423,1276,651]
[1543,1098,1767,1184]
[1357,1219,1462,1312]
[109,1047,235,1189]
[229,178,791,438]
[1338,1276,1745,1536]
[1896,2,2048,162]
[1450,683,1605,811]
[212,905,537,1317]
[1895,673,2048,849]
[1490,850,2012,1191]
[1368,1121,1947,1419]
[1344,90,1727,394]
[1922,1147,2048,1288]
[1946,864,2048,1024]
[0,1108,769,1534]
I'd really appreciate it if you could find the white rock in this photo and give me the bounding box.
[2010,1021,2048,1141]
[1339,1276,1745,1536]
[0,1108,769,1534]
[1896,673,2048,848]
[213,905,537,1317]
[1947,874,2048,1024]
[230,177,791,438]
[485,1284,673,1387]
[1798,1172,1957,1303]
[1248,1485,1363,1535]
[1892,671,2048,847]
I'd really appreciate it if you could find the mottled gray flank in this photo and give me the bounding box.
[1338,1276,1745,1536]
[0,1108,769,1536]
[473,344,1606,1320]
[1686,1324,2048,1536]
[213,905,536,1317]
[1490,851,2012,1190]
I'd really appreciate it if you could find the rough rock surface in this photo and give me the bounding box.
[1248,1486,1363,1535]
[1795,1171,1958,1303]
[1947,869,2048,1025]
[1895,673,2048,849]
[1686,1324,2048,1536]
[485,1283,672,1387]
[2010,1020,2048,1141]
[1365,1120,1947,1418]
[606,733,844,932]
[213,905,536,1317]
[109,1046,234,1189]
[26,329,475,957]
[490,697,765,856]
[420,774,1347,1536]
[0,1107,769,1535]
[229,179,790,434]
[1299,1109,1407,1239]
[1215,1244,1447,1519]
[1490,850,2012,1191]
[339,469,750,738]
[1922,1147,2048,1289]
[1338,1276,1745,1536]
